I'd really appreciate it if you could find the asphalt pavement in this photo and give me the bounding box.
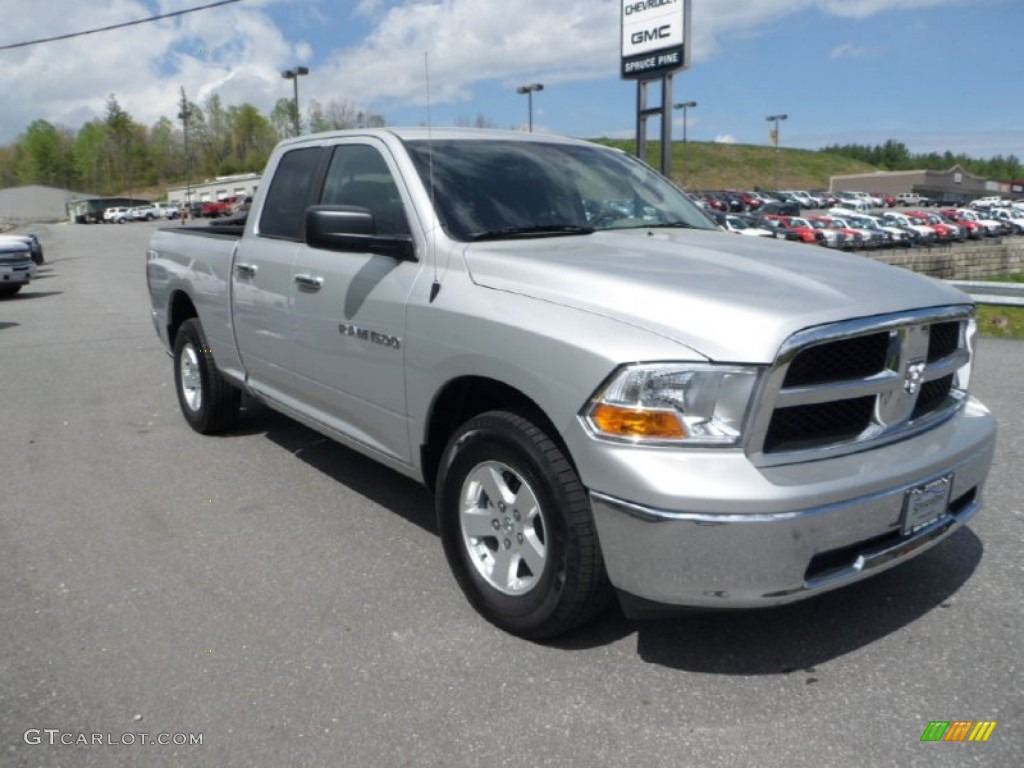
[1,220,1021,767]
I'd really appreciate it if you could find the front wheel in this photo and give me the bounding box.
[436,411,610,639]
[0,284,22,298]
[173,318,240,434]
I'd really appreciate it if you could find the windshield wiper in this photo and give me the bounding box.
[467,225,595,241]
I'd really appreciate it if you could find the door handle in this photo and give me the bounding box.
[294,273,324,290]
[235,263,258,277]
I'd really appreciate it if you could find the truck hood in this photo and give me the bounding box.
[462,228,969,363]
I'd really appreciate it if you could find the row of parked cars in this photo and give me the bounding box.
[713,201,1024,250]
[102,203,180,223]
[692,188,950,215]
[103,197,253,224]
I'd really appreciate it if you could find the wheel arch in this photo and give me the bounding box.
[420,376,571,494]
[167,290,199,348]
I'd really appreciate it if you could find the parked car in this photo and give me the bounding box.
[0,236,37,296]
[103,206,131,224]
[129,204,159,221]
[970,196,1004,210]
[0,233,44,264]
[832,195,870,212]
[843,213,913,247]
[806,216,864,249]
[880,212,939,243]
[201,197,239,218]
[755,199,802,216]
[153,202,180,219]
[712,212,775,237]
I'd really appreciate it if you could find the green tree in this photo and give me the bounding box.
[16,119,71,186]
[270,96,298,138]
[73,120,109,192]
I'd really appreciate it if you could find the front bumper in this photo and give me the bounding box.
[580,398,997,610]
[0,262,36,284]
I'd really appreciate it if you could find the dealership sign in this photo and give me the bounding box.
[621,0,689,79]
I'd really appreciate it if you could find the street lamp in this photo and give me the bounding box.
[177,87,192,220]
[673,101,697,186]
[766,113,788,189]
[281,66,310,137]
[515,82,544,132]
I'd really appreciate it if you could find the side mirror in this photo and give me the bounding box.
[305,205,415,261]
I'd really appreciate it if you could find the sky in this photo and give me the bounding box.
[1,0,1022,159]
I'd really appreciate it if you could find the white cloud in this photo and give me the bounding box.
[831,43,880,60]
[714,135,737,144]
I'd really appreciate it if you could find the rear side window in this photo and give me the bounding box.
[259,147,323,239]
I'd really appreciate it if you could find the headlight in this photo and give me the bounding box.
[583,363,761,445]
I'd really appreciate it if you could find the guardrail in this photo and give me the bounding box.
[946,280,1024,307]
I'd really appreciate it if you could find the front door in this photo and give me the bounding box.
[288,140,423,464]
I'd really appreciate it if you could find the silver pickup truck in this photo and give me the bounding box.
[147,128,997,638]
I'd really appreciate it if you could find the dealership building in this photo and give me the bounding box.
[166,173,261,205]
[830,165,1020,206]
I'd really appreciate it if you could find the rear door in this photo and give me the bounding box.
[232,145,327,403]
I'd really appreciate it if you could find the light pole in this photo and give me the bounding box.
[766,113,788,189]
[516,83,544,132]
[673,101,697,187]
[177,87,192,221]
[281,66,310,136]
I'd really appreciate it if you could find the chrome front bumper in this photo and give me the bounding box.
[585,400,997,610]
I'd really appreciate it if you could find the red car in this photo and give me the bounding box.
[938,209,984,240]
[200,197,239,218]
[904,210,959,242]
[873,192,897,208]
[763,214,826,244]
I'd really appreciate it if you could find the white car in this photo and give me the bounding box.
[103,207,131,224]
[829,196,870,213]
[718,214,775,237]
[896,192,924,206]
[879,212,938,242]
[153,202,180,219]
[970,196,1005,210]
[847,214,914,247]
[129,204,159,221]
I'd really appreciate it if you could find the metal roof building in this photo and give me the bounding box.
[829,165,1015,206]
[0,185,97,223]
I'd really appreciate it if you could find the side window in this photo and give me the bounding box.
[320,145,410,236]
[259,147,323,240]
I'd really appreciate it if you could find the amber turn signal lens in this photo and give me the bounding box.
[589,403,686,439]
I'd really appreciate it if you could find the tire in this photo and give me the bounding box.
[172,318,240,434]
[0,284,22,298]
[436,411,610,639]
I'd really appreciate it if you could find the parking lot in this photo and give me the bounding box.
[1,220,1022,767]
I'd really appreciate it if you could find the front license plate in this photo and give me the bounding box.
[902,475,953,535]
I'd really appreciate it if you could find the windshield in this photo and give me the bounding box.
[405,139,715,241]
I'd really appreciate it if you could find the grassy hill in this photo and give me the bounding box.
[591,138,879,191]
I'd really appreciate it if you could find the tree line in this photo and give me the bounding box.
[821,138,1022,182]
[0,93,386,196]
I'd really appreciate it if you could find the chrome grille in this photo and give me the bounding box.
[749,306,973,466]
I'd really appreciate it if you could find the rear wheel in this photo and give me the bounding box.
[173,318,240,434]
[436,411,610,639]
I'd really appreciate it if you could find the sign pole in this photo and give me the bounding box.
[621,0,690,177]
[661,73,673,177]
